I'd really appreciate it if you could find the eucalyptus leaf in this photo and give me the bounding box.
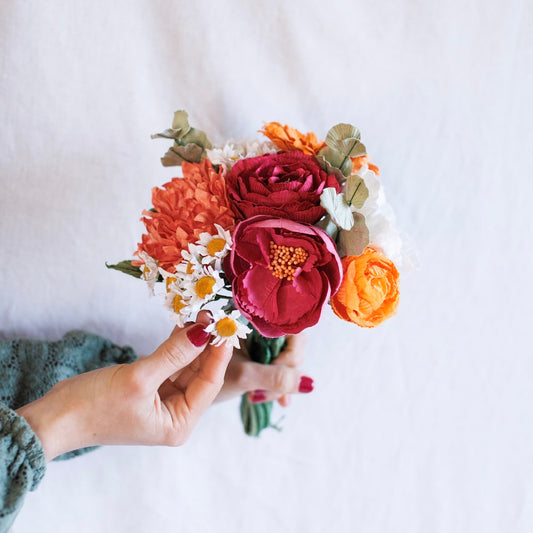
[105,260,143,279]
[180,127,212,150]
[320,188,355,230]
[315,153,347,184]
[171,110,191,134]
[317,146,353,177]
[315,215,339,241]
[325,123,361,151]
[338,213,370,257]
[161,144,204,166]
[345,175,369,209]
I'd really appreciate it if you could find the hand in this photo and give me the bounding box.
[16,321,232,461]
[215,334,311,407]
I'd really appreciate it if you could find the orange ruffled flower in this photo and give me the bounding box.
[260,122,326,155]
[331,247,399,328]
[136,159,235,273]
[351,155,380,176]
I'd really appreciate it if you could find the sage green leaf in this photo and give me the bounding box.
[316,215,339,241]
[150,128,183,141]
[345,175,369,209]
[171,110,191,134]
[325,123,361,151]
[315,153,346,184]
[105,260,142,279]
[320,188,355,230]
[161,144,204,166]
[180,127,212,150]
[317,146,353,177]
[338,213,370,257]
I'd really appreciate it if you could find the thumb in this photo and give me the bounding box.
[140,323,211,387]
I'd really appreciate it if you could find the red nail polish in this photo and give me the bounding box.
[299,376,314,393]
[186,324,210,347]
[250,390,267,403]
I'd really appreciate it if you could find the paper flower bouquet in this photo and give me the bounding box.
[108,111,403,436]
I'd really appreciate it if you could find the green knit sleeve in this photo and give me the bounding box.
[0,403,46,533]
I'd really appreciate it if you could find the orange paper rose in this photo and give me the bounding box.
[331,247,399,328]
[260,122,326,155]
[136,159,235,272]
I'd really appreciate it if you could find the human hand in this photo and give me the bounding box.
[215,334,312,407]
[16,321,232,461]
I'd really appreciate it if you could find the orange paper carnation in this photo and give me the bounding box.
[351,155,380,176]
[136,159,235,273]
[331,247,399,328]
[260,122,326,155]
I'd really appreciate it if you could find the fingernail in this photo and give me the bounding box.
[186,324,210,347]
[250,390,267,403]
[299,376,314,393]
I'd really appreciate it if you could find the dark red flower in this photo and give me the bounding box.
[226,151,341,225]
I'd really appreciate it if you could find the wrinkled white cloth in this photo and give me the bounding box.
[1,1,532,532]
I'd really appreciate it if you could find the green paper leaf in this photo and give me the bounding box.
[338,213,370,257]
[172,110,191,132]
[105,260,142,279]
[325,123,361,151]
[180,127,212,150]
[315,153,347,184]
[161,143,204,166]
[345,175,369,209]
[316,215,339,241]
[320,188,355,230]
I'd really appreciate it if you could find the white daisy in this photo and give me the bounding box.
[195,224,232,266]
[181,265,226,306]
[206,139,277,168]
[176,246,203,278]
[205,310,252,349]
[164,290,195,327]
[138,252,159,295]
[158,268,181,294]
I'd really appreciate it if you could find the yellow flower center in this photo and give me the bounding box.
[216,317,238,337]
[268,242,309,281]
[142,266,150,278]
[165,276,177,292]
[207,237,227,257]
[173,294,187,314]
[186,262,195,275]
[195,276,216,299]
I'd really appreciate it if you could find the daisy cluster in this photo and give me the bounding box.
[139,225,250,349]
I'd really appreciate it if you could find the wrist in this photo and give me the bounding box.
[16,388,90,461]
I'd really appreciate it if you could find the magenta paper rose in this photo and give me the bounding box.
[227,216,342,337]
[226,151,341,224]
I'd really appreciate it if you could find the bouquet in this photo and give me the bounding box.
[108,111,402,436]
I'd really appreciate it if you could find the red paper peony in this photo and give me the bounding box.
[226,151,341,224]
[228,216,342,337]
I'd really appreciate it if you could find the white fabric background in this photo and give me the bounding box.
[1,1,532,532]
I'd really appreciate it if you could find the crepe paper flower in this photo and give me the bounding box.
[260,122,326,155]
[206,140,277,168]
[158,268,181,294]
[352,155,380,176]
[205,310,252,349]
[331,247,399,328]
[182,265,226,306]
[227,151,341,225]
[196,224,232,266]
[136,159,235,273]
[164,290,195,327]
[137,252,159,294]
[228,216,342,338]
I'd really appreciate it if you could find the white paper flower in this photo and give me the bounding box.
[355,167,405,267]
[195,224,232,266]
[206,140,277,168]
[205,310,251,349]
[138,251,159,295]
[158,268,181,294]
[164,290,195,327]
[176,246,203,278]
[181,266,226,306]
